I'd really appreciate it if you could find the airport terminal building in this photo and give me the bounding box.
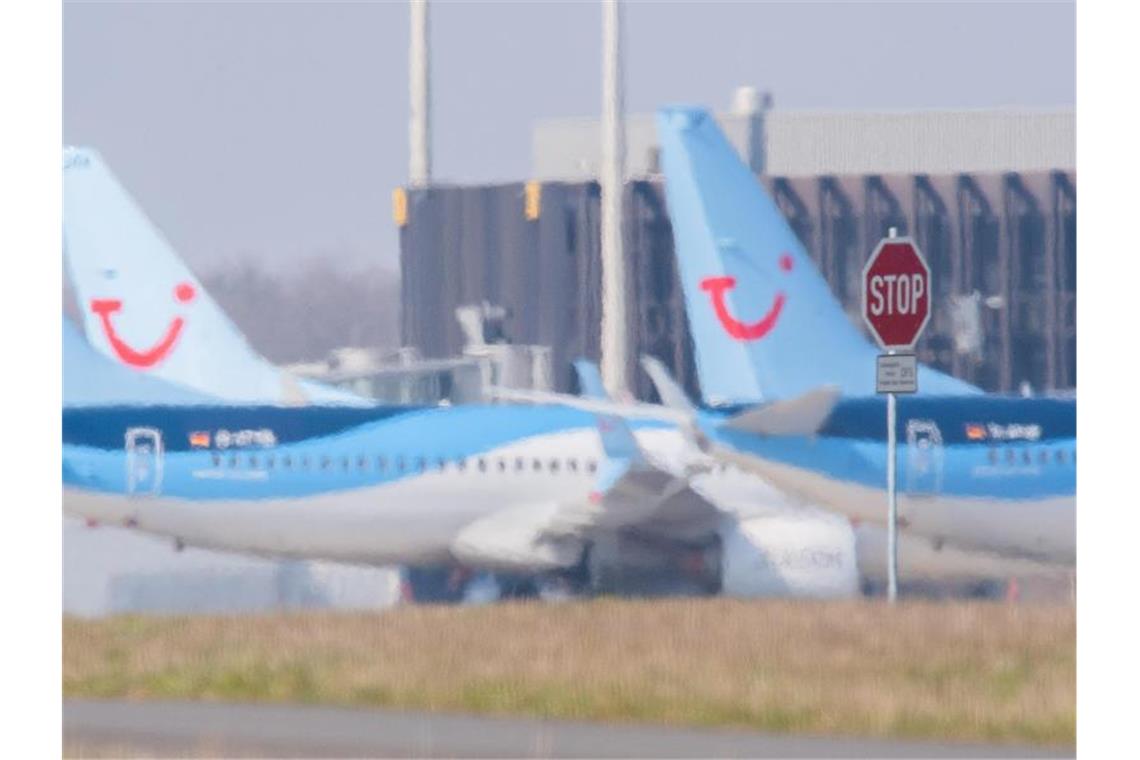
[398,93,1076,399]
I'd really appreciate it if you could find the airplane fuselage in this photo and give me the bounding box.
[62,404,792,568]
[703,394,1076,564]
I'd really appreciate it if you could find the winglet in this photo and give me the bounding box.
[640,356,697,416]
[573,360,644,463]
[573,359,608,400]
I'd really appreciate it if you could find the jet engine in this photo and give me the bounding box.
[718,513,860,599]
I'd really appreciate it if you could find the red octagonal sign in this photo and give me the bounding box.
[861,236,931,350]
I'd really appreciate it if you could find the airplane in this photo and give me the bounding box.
[640,106,1075,565]
[62,356,862,601]
[63,147,365,407]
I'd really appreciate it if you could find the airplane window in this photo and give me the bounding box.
[228,455,239,469]
[412,456,424,472]
[457,458,467,472]
[1038,450,1049,465]
[515,457,525,472]
[249,455,258,469]
[396,456,406,472]
[478,458,487,473]
[497,458,506,472]
[436,457,447,470]
[212,453,221,468]
[341,456,351,471]
[282,455,293,469]
[1021,449,1032,465]
[532,458,543,472]
[1005,449,1016,464]
[266,455,275,470]
[301,455,310,470]
[987,448,998,465]
[567,459,578,473]
[377,455,387,472]
[357,455,367,470]
[320,456,331,471]
[549,459,560,473]
[586,460,598,474]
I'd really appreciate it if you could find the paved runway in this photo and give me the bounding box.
[63,699,1072,758]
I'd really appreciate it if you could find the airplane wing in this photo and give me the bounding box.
[456,363,730,571]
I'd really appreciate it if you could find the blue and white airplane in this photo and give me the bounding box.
[644,105,1075,565]
[62,390,861,599]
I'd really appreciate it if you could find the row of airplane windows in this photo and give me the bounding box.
[210,451,603,475]
[203,447,1073,474]
[985,447,1075,466]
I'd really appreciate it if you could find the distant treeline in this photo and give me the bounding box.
[64,259,402,365]
[201,259,401,364]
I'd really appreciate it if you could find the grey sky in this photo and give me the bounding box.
[64,1,1074,273]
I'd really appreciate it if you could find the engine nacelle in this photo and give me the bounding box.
[718,514,859,599]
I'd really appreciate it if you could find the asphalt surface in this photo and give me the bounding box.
[63,699,1073,759]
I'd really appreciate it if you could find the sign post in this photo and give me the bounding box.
[862,228,931,603]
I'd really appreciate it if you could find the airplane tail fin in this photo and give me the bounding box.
[655,107,977,402]
[63,147,365,405]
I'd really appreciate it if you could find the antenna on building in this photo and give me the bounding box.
[600,0,629,397]
[409,0,432,187]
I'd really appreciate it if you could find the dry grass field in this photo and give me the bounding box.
[63,599,1075,747]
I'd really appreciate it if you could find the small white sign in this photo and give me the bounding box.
[876,354,918,394]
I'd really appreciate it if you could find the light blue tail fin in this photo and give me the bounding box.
[63,147,365,406]
[655,107,977,402]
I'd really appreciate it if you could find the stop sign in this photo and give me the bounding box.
[861,236,931,350]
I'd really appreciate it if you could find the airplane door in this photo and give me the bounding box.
[905,419,943,497]
[125,427,164,497]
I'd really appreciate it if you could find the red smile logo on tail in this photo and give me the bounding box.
[89,282,196,368]
[700,253,793,341]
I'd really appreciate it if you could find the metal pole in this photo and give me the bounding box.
[409,0,432,187]
[600,0,629,397]
[887,379,898,603]
[886,226,899,603]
